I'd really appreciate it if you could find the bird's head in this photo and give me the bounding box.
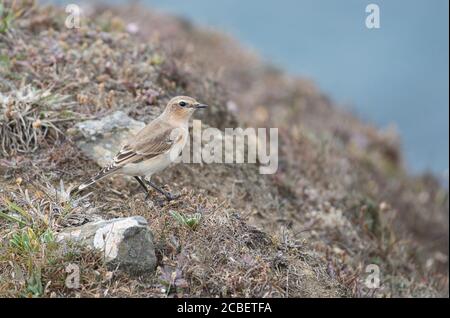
[163,96,208,122]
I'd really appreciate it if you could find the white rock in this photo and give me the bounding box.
[57,216,157,275]
[69,111,145,167]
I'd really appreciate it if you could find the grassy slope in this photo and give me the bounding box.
[0,1,448,297]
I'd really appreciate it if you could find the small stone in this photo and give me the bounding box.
[71,111,145,167]
[126,22,139,34]
[57,216,157,275]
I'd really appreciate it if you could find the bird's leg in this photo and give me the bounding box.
[144,178,178,201]
[134,176,151,200]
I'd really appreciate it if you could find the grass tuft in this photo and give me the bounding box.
[0,2,15,34]
[169,210,202,230]
[0,85,70,156]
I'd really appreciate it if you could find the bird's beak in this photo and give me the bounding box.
[195,103,208,109]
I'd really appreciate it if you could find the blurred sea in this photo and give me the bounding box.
[52,0,450,181]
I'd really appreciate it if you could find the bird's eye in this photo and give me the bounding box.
[179,101,187,107]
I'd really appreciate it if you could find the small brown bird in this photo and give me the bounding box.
[77,96,207,200]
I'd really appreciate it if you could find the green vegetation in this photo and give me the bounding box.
[169,210,202,230]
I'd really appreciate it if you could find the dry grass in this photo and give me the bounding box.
[0,86,70,156]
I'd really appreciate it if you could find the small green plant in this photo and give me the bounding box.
[0,181,84,297]
[169,210,202,230]
[25,268,44,298]
[9,227,55,255]
[1,197,32,225]
[0,3,16,33]
[149,53,165,66]
[0,54,10,71]
[0,209,27,226]
[10,227,41,254]
[3,224,56,298]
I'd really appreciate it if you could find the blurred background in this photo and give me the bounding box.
[51,0,449,180]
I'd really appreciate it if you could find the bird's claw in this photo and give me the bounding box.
[145,191,179,207]
[164,192,180,201]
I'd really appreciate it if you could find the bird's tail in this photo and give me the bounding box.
[76,164,119,192]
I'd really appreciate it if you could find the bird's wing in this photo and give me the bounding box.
[111,120,183,167]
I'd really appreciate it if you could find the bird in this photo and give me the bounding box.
[76,96,208,201]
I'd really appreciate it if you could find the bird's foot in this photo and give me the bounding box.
[145,191,180,207]
[163,191,180,201]
[144,193,165,207]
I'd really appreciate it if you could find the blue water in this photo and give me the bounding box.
[53,1,450,178]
